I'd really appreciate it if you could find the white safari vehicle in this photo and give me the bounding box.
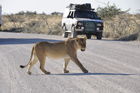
[0,5,2,30]
[61,3,103,39]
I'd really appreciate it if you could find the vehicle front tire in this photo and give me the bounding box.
[86,35,91,39]
[63,32,69,38]
[96,32,102,40]
[62,25,68,38]
[71,26,77,38]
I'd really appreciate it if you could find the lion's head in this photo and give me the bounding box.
[75,37,87,51]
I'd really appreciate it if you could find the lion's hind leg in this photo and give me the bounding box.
[27,54,38,75]
[63,58,70,73]
[37,55,50,75]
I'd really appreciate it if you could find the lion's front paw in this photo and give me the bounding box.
[83,70,88,73]
[64,70,69,73]
[44,71,51,74]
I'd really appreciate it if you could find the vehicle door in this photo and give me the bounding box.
[66,11,75,31]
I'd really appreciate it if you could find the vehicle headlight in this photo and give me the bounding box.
[77,22,83,26]
[97,23,102,26]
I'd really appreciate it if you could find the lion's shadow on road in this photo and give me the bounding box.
[0,38,62,45]
[51,73,135,76]
[33,72,136,76]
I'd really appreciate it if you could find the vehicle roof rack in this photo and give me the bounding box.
[67,3,92,11]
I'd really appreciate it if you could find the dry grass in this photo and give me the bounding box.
[118,32,140,41]
[103,14,140,39]
[1,14,63,35]
[1,13,140,41]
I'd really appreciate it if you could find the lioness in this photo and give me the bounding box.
[20,37,88,75]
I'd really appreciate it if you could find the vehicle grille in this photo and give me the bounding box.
[84,22,96,32]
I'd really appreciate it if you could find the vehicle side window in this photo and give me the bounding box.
[67,11,74,18]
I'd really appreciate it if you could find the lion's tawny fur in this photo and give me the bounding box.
[20,37,88,75]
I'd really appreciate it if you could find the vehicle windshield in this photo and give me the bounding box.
[74,11,99,19]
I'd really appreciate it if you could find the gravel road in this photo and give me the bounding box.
[0,32,140,93]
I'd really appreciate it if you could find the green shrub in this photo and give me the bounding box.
[97,3,123,19]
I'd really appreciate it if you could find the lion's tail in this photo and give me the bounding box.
[20,46,35,68]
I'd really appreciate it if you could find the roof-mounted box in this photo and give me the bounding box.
[67,3,92,11]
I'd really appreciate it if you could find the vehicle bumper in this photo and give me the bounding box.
[75,29,103,35]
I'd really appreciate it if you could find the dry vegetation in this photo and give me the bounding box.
[1,12,140,41]
[103,14,140,40]
[2,13,63,35]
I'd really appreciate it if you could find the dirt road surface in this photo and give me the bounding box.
[0,32,140,93]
